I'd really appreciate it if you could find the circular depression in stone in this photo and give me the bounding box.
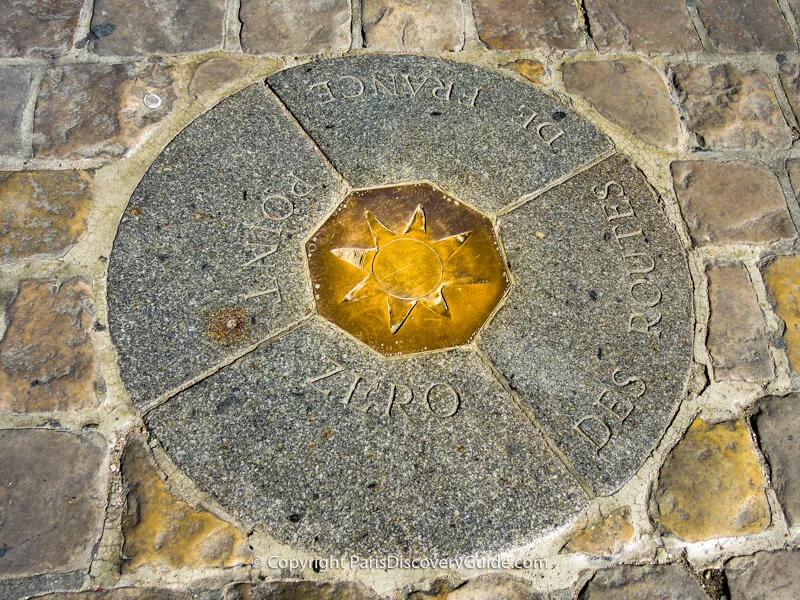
[372,239,443,300]
[108,54,693,558]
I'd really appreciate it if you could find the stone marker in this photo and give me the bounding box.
[109,55,692,557]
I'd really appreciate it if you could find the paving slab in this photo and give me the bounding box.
[147,319,589,557]
[477,154,693,495]
[0,429,107,577]
[268,54,611,213]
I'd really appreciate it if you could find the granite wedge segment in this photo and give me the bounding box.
[478,154,693,494]
[108,83,340,407]
[146,318,589,557]
[268,54,611,213]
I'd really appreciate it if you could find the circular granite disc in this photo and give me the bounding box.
[108,54,693,558]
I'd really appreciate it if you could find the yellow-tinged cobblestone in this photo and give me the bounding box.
[652,418,770,542]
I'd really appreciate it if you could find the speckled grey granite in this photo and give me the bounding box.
[268,54,611,213]
[108,83,340,407]
[147,318,589,557]
[0,572,85,600]
[478,154,693,495]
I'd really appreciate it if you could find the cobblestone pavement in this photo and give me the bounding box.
[1,0,800,599]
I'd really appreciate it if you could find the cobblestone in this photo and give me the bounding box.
[0,279,101,412]
[562,507,633,556]
[239,0,351,55]
[672,160,796,246]
[90,0,226,55]
[0,67,31,157]
[673,63,792,150]
[0,171,93,261]
[706,264,774,382]
[120,437,251,570]
[753,394,800,527]
[33,63,176,159]
[584,0,701,54]
[578,564,707,599]
[562,60,679,148]
[472,0,584,50]
[2,0,800,597]
[695,0,795,52]
[407,576,546,600]
[725,549,800,600]
[651,418,770,541]
[0,0,84,57]
[362,0,463,51]
[0,429,106,577]
[762,254,800,374]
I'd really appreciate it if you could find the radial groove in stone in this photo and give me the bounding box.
[477,154,693,494]
[146,318,589,557]
[108,83,341,407]
[267,54,612,213]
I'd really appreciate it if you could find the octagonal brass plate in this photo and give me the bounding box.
[306,183,510,355]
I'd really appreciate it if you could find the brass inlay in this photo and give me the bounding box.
[307,183,510,356]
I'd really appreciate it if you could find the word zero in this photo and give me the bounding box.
[306,356,461,420]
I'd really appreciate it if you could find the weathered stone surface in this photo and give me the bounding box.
[0,67,31,156]
[147,319,589,557]
[0,279,101,412]
[0,171,93,261]
[0,429,106,577]
[579,564,707,600]
[563,507,633,556]
[652,418,770,542]
[0,0,83,56]
[585,0,701,54]
[108,83,340,407]
[707,264,774,382]
[725,549,800,600]
[778,62,800,124]
[268,54,610,213]
[754,395,800,527]
[33,63,176,159]
[508,59,546,84]
[408,575,546,599]
[187,56,253,101]
[472,0,584,50]
[32,590,191,600]
[223,582,375,600]
[240,0,350,55]
[120,438,251,571]
[696,0,795,52]
[362,0,463,51]
[0,572,85,600]
[674,64,791,151]
[90,0,225,55]
[478,154,693,495]
[672,160,796,246]
[563,60,679,148]
[762,254,800,374]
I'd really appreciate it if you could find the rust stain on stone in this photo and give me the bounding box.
[205,306,250,344]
